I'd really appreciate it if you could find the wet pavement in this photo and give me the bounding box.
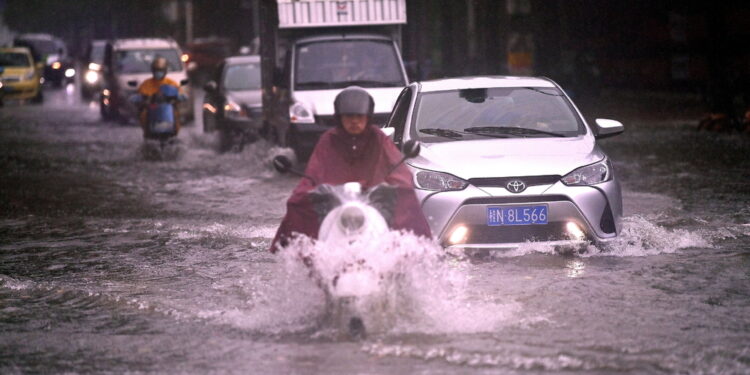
[0,84,749,374]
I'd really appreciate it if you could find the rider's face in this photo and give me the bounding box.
[341,114,368,135]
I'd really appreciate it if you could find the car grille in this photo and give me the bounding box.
[314,113,391,128]
[464,223,572,243]
[1,76,21,83]
[468,175,560,188]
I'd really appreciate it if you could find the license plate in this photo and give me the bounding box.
[487,205,548,226]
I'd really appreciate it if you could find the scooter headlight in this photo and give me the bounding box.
[561,159,613,186]
[338,205,365,234]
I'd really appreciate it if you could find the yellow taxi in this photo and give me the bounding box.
[0,47,43,102]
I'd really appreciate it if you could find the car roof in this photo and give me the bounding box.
[0,47,32,55]
[418,76,556,93]
[111,38,180,50]
[296,33,392,45]
[224,55,260,64]
[15,33,58,41]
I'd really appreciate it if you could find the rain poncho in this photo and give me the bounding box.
[270,124,432,252]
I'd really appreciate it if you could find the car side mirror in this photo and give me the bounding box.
[203,80,217,92]
[381,127,395,139]
[402,139,421,159]
[594,119,624,139]
[273,68,287,89]
[272,155,292,174]
[127,80,138,88]
[180,79,189,86]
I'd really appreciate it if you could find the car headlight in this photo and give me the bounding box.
[65,68,76,78]
[414,168,468,191]
[85,70,99,84]
[561,159,612,186]
[289,102,314,124]
[224,99,246,119]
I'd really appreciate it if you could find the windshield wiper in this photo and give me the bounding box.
[295,81,335,89]
[522,87,566,96]
[464,126,567,138]
[343,79,403,87]
[419,128,464,140]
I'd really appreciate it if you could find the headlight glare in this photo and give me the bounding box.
[415,170,468,191]
[561,159,612,186]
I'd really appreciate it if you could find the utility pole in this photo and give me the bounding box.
[185,0,194,44]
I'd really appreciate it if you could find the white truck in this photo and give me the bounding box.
[259,0,408,160]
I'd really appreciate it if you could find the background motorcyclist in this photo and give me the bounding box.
[270,86,431,252]
[134,56,183,136]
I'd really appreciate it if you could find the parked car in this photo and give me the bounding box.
[13,33,74,87]
[0,47,43,103]
[80,40,107,100]
[382,76,624,251]
[202,55,262,151]
[100,38,192,123]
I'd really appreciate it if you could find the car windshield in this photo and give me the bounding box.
[295,40,405,90]
[18,39,58,55]
[115,49,182,74]
[412,87,585,143]
[223,62,261,91]
[90,45,105,64]
[0,52,31,67]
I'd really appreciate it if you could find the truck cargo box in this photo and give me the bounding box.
[277,0,406,28]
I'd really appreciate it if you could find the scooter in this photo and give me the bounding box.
[272,140,421,339]
[132,84,183,160]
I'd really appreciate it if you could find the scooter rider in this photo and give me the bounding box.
[135,56,182,136]
[270,86,432,252]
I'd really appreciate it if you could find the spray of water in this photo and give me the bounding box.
[267,231,520,336]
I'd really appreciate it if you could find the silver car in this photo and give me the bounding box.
[382,76,624,250]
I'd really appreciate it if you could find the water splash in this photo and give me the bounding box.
[268,231,520,336]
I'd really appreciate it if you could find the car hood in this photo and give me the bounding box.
[409,136,604,178]
[227,89,262,108]
[1,66,34,79]
[292,87,403,116]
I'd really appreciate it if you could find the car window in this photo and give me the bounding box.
[114,49,182,74]
[411,87,585,142]
[90,45,105,64]
[295,40,405,90]
[222,63,261,91]
[0,52,31,67]
[386,87,413,145]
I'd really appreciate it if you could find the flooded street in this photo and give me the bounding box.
[1,86,749,374]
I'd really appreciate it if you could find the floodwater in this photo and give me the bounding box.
[0,86,749,374]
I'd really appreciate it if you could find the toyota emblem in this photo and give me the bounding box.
[506,180,526,193]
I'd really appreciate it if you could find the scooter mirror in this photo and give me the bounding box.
[402,140,421,159]
[272,155,292,174]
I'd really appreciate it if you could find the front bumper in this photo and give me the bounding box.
[1,80,40,100]
[417,178,622,249]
